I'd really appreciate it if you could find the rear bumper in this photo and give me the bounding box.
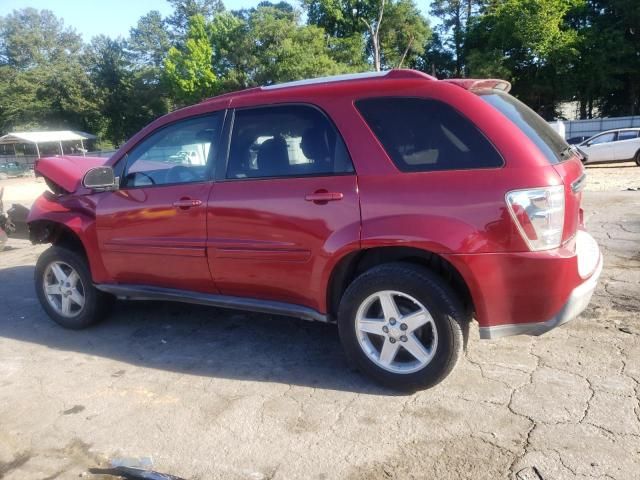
[445,230,603,339]
[478,250,602,339]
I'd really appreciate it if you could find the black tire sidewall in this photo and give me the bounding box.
[35,246,106,329]
[338,263,465,391]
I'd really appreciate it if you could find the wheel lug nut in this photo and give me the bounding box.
[400,335,408,342]
[382,326,389,333]
[389,318,396,325]
[400,323,408,331]
[389,338,396,344]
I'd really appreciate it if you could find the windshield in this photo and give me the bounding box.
[478,90,570,164]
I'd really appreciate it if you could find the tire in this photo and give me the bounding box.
[635,150,640,167]
[35,246,113,329]
[338,262,467,391]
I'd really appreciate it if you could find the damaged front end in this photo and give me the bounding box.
[36,155,110,195]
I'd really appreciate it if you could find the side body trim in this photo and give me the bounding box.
[95,283,330,323]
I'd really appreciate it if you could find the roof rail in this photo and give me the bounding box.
[261,71,390,90]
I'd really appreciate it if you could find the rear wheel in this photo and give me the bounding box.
[35,246,113,329]
[338,262,467,391]
[634,150,640,166]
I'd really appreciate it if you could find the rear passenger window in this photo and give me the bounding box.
[226,105,354,179]
[617,131,638,141]
[356,98,503,172]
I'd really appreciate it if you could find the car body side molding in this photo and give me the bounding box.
[94,283,330,323]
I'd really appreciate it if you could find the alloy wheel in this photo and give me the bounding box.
[355,290,438,374]
[43,261,86,318]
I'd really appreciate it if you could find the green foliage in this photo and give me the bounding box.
[465,0,583,117]
[129,10,171,69]
[210,5,353,90]
[0,8,98,133]
[380,0,430,68]
[164,14,218,106]
[166,0,225,36]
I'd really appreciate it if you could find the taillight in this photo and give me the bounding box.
[506,186,565,251]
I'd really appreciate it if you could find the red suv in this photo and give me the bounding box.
[28,70,602,390]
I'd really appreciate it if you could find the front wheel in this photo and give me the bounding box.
[338,262,467,391]
[35,246,113,329]
[635,150,640,166]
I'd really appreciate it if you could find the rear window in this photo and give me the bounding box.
[478,90,569,164]
[355,97,503,172]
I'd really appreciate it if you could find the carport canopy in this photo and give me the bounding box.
[0,130,97,157]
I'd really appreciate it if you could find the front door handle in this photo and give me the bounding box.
[305,191,344,204]
[173,198,203,209]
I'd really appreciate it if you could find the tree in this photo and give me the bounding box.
[361,0,386,71]
[416,31,456,78]
[304,0,429,71]
[0,8,83,68]
[164,14,218,105]
[430,0,484,76]
[0,8,98,133]
[166,0,224,36]
[380,0,430,68]
[568,0,640,117]
[128,11,171,69]
[85,36,134,145]
[465,0,583,118]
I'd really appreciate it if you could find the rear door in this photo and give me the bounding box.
[613,130,640,161]
[207,104,360,312]
[96,113,224,293]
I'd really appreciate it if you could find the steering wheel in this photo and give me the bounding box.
[166,165,199,184]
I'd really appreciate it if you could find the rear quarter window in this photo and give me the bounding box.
[478,90,569,164]
[355,97,503,172]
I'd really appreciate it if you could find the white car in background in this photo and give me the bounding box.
[578,128,640,165]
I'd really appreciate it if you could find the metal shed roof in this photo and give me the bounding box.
[0,131,96,145]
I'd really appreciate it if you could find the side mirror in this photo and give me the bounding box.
[83,166,118,191]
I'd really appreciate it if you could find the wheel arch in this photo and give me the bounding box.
[30,219,87,256]
[28,215,109,283]
[326,246,474,320]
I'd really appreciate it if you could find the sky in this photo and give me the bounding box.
[1,1,435,41]
[0,0,265,40]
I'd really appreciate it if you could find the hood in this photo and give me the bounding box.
[36,155,109,193]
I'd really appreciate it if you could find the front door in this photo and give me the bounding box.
[584,131,617,163]
[96,113,224,293]
[208,104,360,312]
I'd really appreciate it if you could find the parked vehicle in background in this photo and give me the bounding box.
[27,70,602,390]
[566,135,590,145]
[577,128,640,165]
[0,161,29,179]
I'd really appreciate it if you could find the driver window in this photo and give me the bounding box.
[123,113,222,188]
[590,132,616,145]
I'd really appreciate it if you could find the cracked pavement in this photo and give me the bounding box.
[0,182,639,479]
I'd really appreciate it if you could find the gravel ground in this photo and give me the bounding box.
[0,166,639,480]
[584,161,640,192]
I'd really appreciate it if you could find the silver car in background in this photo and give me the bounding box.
[578,128,640,165]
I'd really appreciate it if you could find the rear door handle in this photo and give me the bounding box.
[304,192,344,203]
[173,198,203,209]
